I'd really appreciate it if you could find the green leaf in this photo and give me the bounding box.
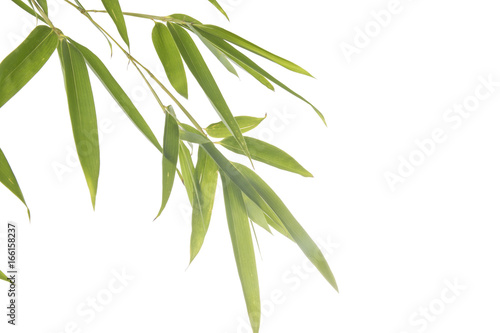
[193,28,326,125]
[11,0,47,23]
[74,0,113,54]
[206,115,266,138]
[152,23,188,99]
[168,14,202,25]
[101,0,129,47]
[220,136,313,177]
[0,270,11,283]
[195,24,312,77]
[167,23,253,166]
[0,25,58,108]
[35,0,47,14]
[233,163,338,291]
[0,148,30,219]
[221,173,260,333]
[228,56,274,91]
[156,106,180,219]
[58,40,100,209]
[69,39,161,151]
[190,148,218,262]
[208,0,229,21]
[243,195,271,233]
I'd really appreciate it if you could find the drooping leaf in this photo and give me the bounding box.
[11,0,47,23]
[193,28,326,125]
[0,25,58,108]
[69,39,161,151]
[190,148,218,262]
[195,24,313,77]
[228,56,274,91]
[58,40,100,209]
[206,115,266,138]
[152,23,188,99]
[221,173,260,333]
[234,163,338,291]
[74,0,113,54]
[156,106,179,219]
[243,195,271,233]
[167,23,253,166]
[168,14,202,25]
[220,136,313,177]
[208,0,229,21]
[101,0,130,47]
[0,270,11,283]
[35,0,48,14]
[0,148,30,218]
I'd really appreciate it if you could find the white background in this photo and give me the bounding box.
[1,0,500,332]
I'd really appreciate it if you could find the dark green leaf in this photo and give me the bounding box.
[221,173,260,333]
[190,148,218,262]
[152,23,188,99]
[208,0,229,21]
[195,24,312,77]
[58,40,100,209]
[69,39,161,151]
[167,23,253,166]
[156,106,179,219]
[234,163,338,291]
[220,136,313,177]
[0,25,58,108]
[101,0,129,47]
[0,148,30,218]
[206,115,266,138]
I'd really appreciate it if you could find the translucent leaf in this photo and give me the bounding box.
[0,148,30,219]
[58,40,100,209]
[206,115,266,138]
[101,0,130,47]
[0,25,58,108]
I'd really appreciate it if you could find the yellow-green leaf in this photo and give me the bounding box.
[58,40,100,209]
[167,23,253,166]
[156,106,179,219]
[206,115,266,138]
[101,0,129,47]
[69,39,161,151]
[221,173,260,333]
[208,0,229,21]
[220,136,313,177]
[0,148,30,219]
[0,270,11,283]
[0,25,57,108]
[35,0,48,14]
[11,0,47,22]
[243,195,271,233]
[152,23,188,99]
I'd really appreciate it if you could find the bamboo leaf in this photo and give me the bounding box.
[243,195,271,233]
[11,0,47,23]
[152,23,188,99]
[74,0,113,54]
[190,148,218,262]
[0,270,10,283]
[195,24,312,77]
[0,25,58,108]
[101,0,129,47]
[0,148,30,219]
[168,14,202,25]
[233,163,338,291]
[58,40,100,209]
[220,136,313,177]
[156,106,179,219]
[69,39,161,151]
[35,0,47,14]
[167,23,253,166]
[228,56,274,91]
[221,173,260,333]
[206,115,266,138]
[208,0,229,21]
[193,28,326,125]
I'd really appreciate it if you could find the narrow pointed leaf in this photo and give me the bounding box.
[168,14,202,24]
[69,39,161,151]
[193,29,326,125]
[167,23,253,166]
[156,107,179,219]
[190,148,218,262]
[229,56,274,91]
[220,136,313,177]
[195,24,312,76]
[74,0,113,54]
[0,148,30,218]
[208,0,229,21]
[244,195,271,233]
[207,115,266,138]
[58,40,100,209]
[0,270,11,283]
[101,0,129,47]
[35,0,47,14]
[0,25,57,108]
[234,163,338,291]
[11,0,47,22]
[221,173,260,333]
[152,23,188,99]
